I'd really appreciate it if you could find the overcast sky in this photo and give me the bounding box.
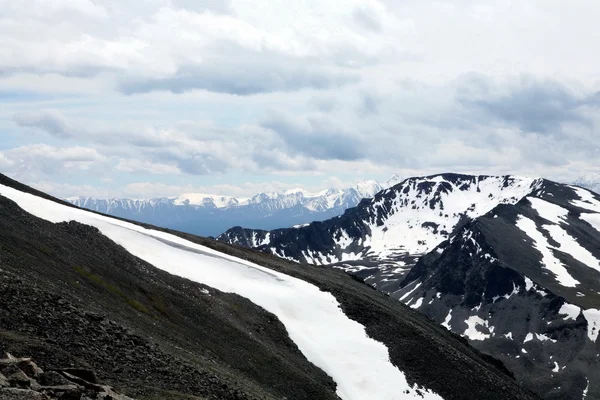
[1,0,599,198]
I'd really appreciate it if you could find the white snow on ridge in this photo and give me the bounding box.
[442,310,453,330]
[0,184,442,400]
[582,309,600,343]
[515,215,580,287]
[528,198,600,274]
[367,175,538,260]
[569,186,600,213]
[463,315,494,341]
[581,213,600,235]
[559,303,581,321]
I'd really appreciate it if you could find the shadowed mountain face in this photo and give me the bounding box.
[0,172,538,400]
[218,173,600,400]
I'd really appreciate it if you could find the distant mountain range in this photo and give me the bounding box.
[218,173,600,400]
[0,172,538,400]
[573,173,600,194]
[66,175,402,237]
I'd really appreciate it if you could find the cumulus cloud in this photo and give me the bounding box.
[261,112,365,161]
[3,0,600,197]
[119,58,358,95]
[0,144,107,178]
[13,110,77,138]
[458,76,600,133]
[170,0,233,14]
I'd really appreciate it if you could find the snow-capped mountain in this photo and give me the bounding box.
[0,172,538,400]
[218,173,600,400]
[219,174,539,282]
[67,179,389,237]
[572,173,600,194]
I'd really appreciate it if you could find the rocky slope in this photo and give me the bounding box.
[0,172,538,400]
[218,173,600,400]
[0,352,133,399]
[66,179,393,237]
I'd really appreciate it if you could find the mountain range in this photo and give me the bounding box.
[218,173,600,400]
[0,172,539,399]
[66,177,402,237]
[572,174,600,195]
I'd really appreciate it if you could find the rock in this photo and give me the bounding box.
[0,388,48,399]
[60,368,99,384]
[39,371,72,387]
[7,371,31,388]
[0,374,8,388]
[39,384,83,399]
[60,371,104,390]
[95,386,135,400]
[0,364,20,377]
[17,360,43,378]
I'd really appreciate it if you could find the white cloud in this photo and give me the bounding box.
[0,144,107,178]
[2,0,600,198]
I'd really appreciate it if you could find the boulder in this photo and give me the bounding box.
[0,387,48,399]
[39,371,72,387]
[60,368,99,384]
[17,360,44,379]
[6,371,31,389]
[0,374,8,388]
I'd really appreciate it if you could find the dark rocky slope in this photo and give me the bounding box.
[217,174,600,400]
[0,352,133,399]
[395,181,600,400]
[0,173,538,399]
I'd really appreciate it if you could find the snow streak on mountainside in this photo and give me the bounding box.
[219,173,600,400]
[219,174,540,289]
[0,182,442,400]
[397,182,600,400]
[67,179,391,237]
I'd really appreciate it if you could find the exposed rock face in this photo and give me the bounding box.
[0,353,133,399]
[218,174,600,400]
[0,171,541,400]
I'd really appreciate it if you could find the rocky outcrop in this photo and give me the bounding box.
[0,352,133,399]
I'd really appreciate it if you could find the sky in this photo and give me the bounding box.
[1,0,599,199]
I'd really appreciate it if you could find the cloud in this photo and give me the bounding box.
[261,112,365,161]
[115,159,182,175]
[118,43,360,95]
[457,75,600,133]
[0,144,107,178]
[352,5,383,32]
[13,110,77,138]
[170,0,232,14]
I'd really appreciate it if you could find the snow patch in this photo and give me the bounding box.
[0,183,443,400]
[570,186,600,213]
[410,297,424,309]
[515,215,580,287]
[442,310,453,330]
[463,315,493,341]
[559,303,581,321]
[524,277,534,291]
[582,308,600,343]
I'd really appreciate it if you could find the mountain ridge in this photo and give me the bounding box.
[0,171,539,400]
[217,173,600,400]
[65,178,398,237]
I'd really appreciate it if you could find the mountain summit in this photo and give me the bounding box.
[0,172,539,399]
[218,173,600,400]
